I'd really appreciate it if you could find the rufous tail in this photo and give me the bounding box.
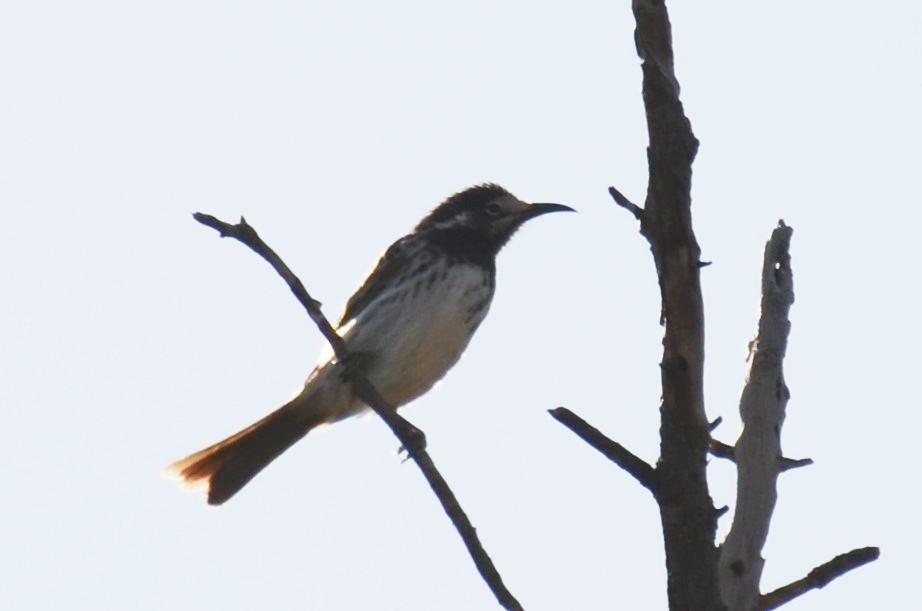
[166,400,323,505]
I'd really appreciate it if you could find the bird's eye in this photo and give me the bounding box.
[485,202,502,216]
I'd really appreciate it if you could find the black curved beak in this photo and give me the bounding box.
[523,202,576,219]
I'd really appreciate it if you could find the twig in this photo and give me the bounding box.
[708,438,735,461]
[608,186,644,221]
[759,547,880,610]
[549,407,657,493]
[193,213,523,611]
[777,456,813,472]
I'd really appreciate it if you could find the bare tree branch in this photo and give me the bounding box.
[709,438,736,461]
[192,213,523,611]
[715,223,878,609]
[717,221,795,609]
[630,1,723,608]
[759,547,881,610]
[598,5,879,610]
[549,407,657,493]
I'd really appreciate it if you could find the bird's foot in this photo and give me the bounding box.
[395,416,427,460]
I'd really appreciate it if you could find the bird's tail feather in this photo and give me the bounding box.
[166,399,323,505]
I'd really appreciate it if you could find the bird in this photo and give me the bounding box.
[166,183,573,505]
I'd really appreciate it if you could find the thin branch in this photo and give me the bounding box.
[709,438,735,461]
[608,185,644,221]
[759,547,881,610]
[777,456,813,472]
[549,407,657,493]
[193,213,523,611]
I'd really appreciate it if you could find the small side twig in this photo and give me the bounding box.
[708,438,735,461]
[777,456,813,472]
[549,407,657,494]
[608,186,644,221]
[193,213,523,611]
[759,547,881,610]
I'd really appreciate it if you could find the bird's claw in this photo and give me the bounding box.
[396,421,427,460]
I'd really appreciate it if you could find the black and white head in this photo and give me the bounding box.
[416,183,574,255]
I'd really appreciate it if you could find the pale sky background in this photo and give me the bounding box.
[2,2,918,610]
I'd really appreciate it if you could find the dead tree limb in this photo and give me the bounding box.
[717,222,796,609]
[549,407,657,493]
[716,223,879,609]
[556,0,722,607]
[759,547,880,610]
[555,0,722,606]
[554,3,878,609]
[628,1,724,609]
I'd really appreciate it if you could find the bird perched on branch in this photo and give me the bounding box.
[167,183,573,504]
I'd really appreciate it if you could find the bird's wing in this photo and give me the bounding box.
[337,236,414,327]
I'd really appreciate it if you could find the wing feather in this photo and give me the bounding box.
[338,236,415,326]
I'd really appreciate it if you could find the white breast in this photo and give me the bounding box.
[343,263,495,407]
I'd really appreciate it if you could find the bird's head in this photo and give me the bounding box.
[416,184,574,254]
